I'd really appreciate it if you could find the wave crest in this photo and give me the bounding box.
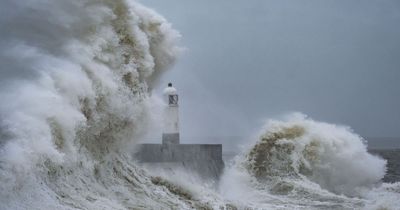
[243,113,387,196]
[0,1,184,209]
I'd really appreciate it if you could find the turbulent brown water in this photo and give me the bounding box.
[0,1,399,209]
[220,114,400,209]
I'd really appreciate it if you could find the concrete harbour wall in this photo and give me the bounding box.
[134,144,224,180]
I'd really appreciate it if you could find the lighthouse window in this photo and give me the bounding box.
[169,95,178,105]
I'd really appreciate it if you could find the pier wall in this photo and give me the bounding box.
[134,144,224,180]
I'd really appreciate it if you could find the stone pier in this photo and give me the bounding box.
[134,143,224,180]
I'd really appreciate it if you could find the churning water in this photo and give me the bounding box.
[0,1,398,209]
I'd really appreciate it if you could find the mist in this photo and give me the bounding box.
[141,0,400,148]
[0,1,399,209]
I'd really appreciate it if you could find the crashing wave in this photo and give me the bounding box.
[0,0,229,209]
[219,113,399,209]
[1,0,399,209]
[243,113,386,196]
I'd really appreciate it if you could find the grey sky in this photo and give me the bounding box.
[141,0,400,141]
[0,0,96,88]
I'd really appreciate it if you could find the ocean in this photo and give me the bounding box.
[370,149,400,183]
[0,0,399,209]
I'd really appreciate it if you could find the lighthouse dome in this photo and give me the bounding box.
[163,86,177,95]
[163,83,177,95]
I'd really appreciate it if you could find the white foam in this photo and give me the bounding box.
[0,0,183,209]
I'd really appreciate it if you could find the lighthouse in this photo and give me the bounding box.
[135,82,224,179]
[162,83,180,144]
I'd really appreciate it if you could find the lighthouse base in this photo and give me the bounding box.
[134,143,224,180]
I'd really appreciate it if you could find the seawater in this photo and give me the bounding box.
[0,1,399,209]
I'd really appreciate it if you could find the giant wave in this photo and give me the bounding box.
[0,1,399,210]
[221,113,400,209]
[0,0,214,209]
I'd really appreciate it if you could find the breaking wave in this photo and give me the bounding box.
[246,113,386,196]
[0,0,399,209]
[0,0,220,209]
[220,113,400,209]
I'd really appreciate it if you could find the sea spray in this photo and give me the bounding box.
[0,0,187,209]
[220,113,393,209]
[0,1,233,209]
[0,0,399,209]
[243,113,387,196]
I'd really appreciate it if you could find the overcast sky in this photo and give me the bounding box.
[0,0,398,147]
[142,0,400,142]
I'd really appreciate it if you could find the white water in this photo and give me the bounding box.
[0,1,399,209]
[220,113,400,209]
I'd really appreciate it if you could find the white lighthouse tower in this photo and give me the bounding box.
[162,83,180,144]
